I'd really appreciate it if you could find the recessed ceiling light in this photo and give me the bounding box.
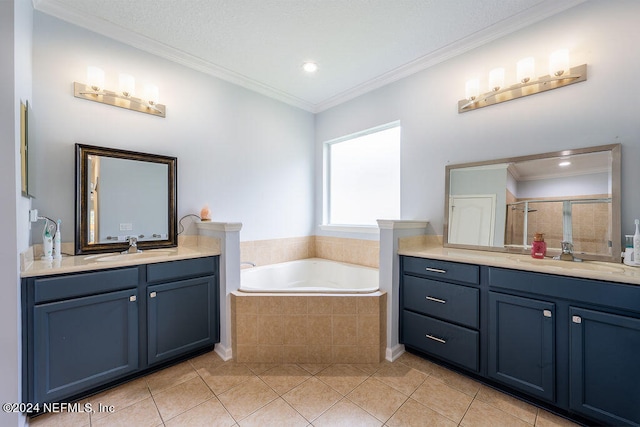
[302,62,318,73]
[559,161,571,167]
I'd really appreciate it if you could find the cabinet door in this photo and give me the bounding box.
[488,292,555,401]
[147,276,219,365]
[570,307,640,426]
[33,289,138,403]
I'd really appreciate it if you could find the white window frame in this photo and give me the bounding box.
[321,121,401,233]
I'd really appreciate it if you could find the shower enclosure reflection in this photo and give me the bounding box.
[444,144,621,262]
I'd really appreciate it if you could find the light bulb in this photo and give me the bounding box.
[87,66,104,91]
[489,68,505,92]
[517,57,535,83]
[465,79,479,101]
[144,83,159,105]
[119,73,135,97]
[549,49,569,76]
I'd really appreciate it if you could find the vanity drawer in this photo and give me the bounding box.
[403,256,479,285]
[33,267,139,303]
[403,275,479,329]
[146,257,217,284]
[402,310,479,372]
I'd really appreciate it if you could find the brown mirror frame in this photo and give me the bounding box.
[444,143,621,262]
[75,143,177,254]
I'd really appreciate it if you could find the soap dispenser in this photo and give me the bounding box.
[634,219,640,266]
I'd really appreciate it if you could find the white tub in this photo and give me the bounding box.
[239,258,379,293]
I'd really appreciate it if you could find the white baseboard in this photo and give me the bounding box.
[386,344,405,362]
[214,343,233,361]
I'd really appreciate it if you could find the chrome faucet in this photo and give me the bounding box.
[123,236,141,254]
[554,241,582,262]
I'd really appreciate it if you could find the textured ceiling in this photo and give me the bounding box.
[33,0,586,112]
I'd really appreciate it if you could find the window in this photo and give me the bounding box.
[325,122,400,227]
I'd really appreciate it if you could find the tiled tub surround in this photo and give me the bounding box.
[231,293,387,364]
[240,235,380,268]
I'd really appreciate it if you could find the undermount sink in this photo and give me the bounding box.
[93,250,175,262]
[515,257,625,274]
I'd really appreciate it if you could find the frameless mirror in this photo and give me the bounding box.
[75,144,177,254]
[444,144,621,262]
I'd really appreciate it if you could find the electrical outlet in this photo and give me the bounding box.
[29,209,38,222]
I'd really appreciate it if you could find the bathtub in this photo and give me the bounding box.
[239,258,379,293]
[233,258,385,364]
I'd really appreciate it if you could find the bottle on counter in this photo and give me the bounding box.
[634,219,640,265]
[531,232,547,259]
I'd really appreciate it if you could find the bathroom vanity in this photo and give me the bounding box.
[21,252,220,405]
[398,247,640,426]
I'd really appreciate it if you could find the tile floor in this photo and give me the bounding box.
[29,350,580,427]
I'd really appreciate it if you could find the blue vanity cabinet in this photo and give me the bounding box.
[569,307,640,426]
[400,255,640,426]
[25,267,140,404]
[400,257,480,372]
[488,292,555,402]
[22,256,220,405]
[146,257,219,365]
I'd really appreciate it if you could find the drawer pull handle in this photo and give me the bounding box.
[425,267,447,274]
[426,296,447,304]
[426,334,446,344]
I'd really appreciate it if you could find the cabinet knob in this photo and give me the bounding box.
[150,292,157,298]
[129,295,136,302]
[572,315,582,324]
[543,309,552,318]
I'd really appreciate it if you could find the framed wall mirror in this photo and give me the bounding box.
[75,144,177,254]
[444,144,621,262]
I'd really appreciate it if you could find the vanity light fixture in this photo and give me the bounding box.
[459,50,586,113]
[74,66,166,117]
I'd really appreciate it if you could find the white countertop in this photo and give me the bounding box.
[398,240,640,286]
[21,236,221,278]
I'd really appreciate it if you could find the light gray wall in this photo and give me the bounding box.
[315,0,640,241]
[2,1,31,425]
[31,12,315,244]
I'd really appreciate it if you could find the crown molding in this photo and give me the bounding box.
[34,0,587,114]
[313,0,588,113]
[33,0,316,112]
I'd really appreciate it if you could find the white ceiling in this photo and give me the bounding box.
[510,150,611,181]
[33,0,586,112]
